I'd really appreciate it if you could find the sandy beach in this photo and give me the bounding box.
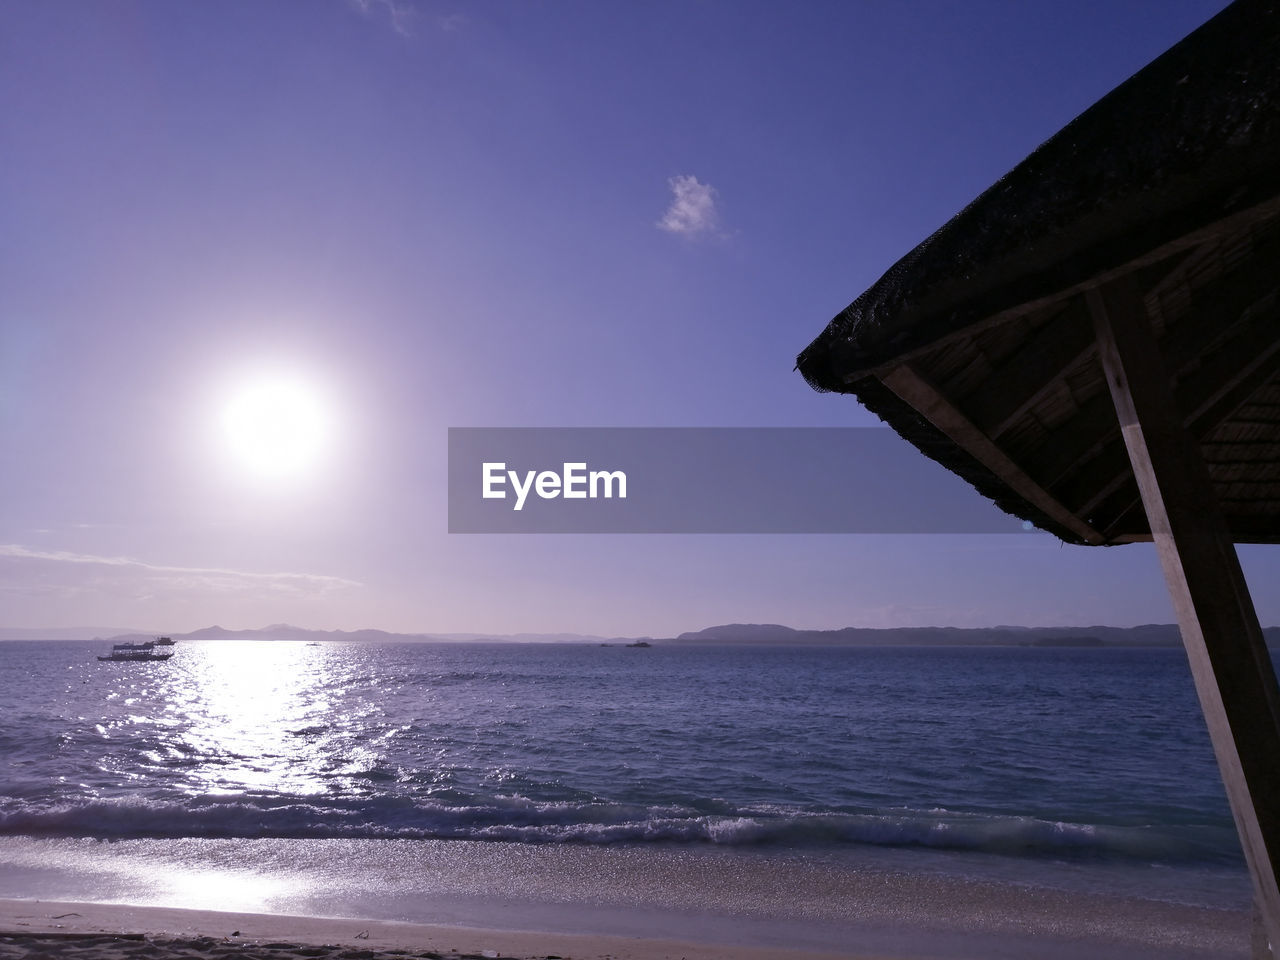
[0,899,860,960]
[0,835,1258,960]
[0,890,1258,960]
[0,834,1258,960]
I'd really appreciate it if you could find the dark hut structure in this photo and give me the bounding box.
[796,1,1280,954]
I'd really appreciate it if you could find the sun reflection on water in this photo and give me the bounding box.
[95,641,396,800]
[135,859,302,913]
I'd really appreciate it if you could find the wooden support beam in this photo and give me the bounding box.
[1033,391,1122,491]
[961,299,1097,439]
[1110,518,1280,544]
[958,256,1197,443]
[1058,444,1135,525]
[1080,478,1144,540]
[1060,302,1280,532]
[1088,279,1280,959]
[881,364,1105,544]
[1017,226,1280,497]
[1181,310,1280,436]
[1095,496,1151,543]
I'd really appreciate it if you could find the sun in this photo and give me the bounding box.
[220,373,334,483]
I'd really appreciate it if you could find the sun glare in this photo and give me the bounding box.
[221,372,334,483]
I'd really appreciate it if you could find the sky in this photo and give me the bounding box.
[4,0,1274,637]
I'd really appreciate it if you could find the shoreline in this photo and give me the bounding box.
[0,836,1255,959]
[0,898,857,960]
[0,893,1253,960]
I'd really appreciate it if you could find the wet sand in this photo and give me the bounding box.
[0,899,856,960]
[0,836,1255,959]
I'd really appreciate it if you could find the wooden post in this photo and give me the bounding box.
[1088,280,1280,959]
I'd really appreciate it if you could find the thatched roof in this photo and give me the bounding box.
[797,0,1280,546]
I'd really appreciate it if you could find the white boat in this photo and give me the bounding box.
[97,641,173,662]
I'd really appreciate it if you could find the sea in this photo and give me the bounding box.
[0,639,1261,953]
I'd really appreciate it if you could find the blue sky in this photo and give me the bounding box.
[6,0,1274,636]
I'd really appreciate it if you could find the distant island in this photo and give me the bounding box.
[4,621,1279,649]
[674,623,1165,647]
[668,622,1280,648]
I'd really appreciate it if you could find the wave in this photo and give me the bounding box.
[0,794,1240,866]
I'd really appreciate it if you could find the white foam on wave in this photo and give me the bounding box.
[0,794,1241,866]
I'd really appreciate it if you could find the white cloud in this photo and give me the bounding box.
[657,174,723,238]
[0,544,361,598]
[349,0,418,37]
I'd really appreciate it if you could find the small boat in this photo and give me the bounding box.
[152,636,176,646]
[97,641,173,662]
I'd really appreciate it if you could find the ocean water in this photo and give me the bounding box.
[0,640,1255,911]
